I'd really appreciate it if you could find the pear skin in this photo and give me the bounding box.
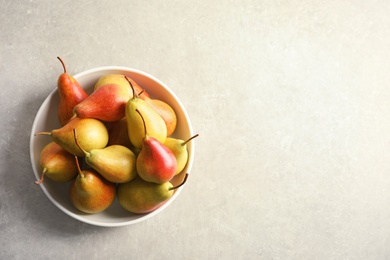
[35,142,78,184]
[56,57,88,126]
[73,83,130,122]
[35,117,109,157]
[69,157,116,214]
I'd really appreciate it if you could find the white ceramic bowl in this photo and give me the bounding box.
[30,67,194,227]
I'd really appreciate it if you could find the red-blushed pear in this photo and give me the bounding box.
[164,134,199,175]
[135,109,176,184]
[35,142,78,184]
[69,155,116,214]
[73,129,137,184]
[56,57,88,126]
[93,74,150,99]
[72,83,131,122]
[34,117,109,157]
[118,173,189,214]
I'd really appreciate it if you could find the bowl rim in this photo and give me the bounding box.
[29,66,195,227]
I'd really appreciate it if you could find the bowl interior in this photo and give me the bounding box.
[30,67,194,227]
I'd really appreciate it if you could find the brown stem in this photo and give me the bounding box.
[73,128,89,156]
[57,57,67,74]
[35,168,47,185]
[182,134,199,146]
[169,173,189,190]
[138,89,145,96]
[69,113,77,121]
[125,76,136,98]
[135,109,147,137]
[74,155,84,178]
[34,131,51,136]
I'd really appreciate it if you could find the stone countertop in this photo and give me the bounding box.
[2,1,390,259]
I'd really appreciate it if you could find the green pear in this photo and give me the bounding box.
[164,134,199,175]
[118,174,189,214]
[35,142,78,184]
[69,155,116,214]
[74,128,137,183]
[125,77,167,149]
[35,117,109,157]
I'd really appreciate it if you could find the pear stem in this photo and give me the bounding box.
[135,109,148,137]
[74,155,84,178]
[35,168,47,185]
[182,134,199,146]
[73,128,89,157]
[34,131,51,136]
[138,89,145,96]
[57,56,67,74]
[169,173,189,191]
[125,76,136,98]
[69,113,77,121]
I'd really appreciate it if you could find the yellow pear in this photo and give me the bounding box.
[164,134,199,175]
[125,77,167,149]
[35,117,109,157]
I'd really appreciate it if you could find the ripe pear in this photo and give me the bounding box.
[125,77,167,149]
[72,83,131,122]
[69,155,116,214]
[35,142,78,184]
[35,117,109,157]
[164,134,199,175]
[135,109,176,184]
[94,74,150,99]
[118,173,189,214]
[56,57,88,126]
[143,96,177,136]
[74,129,137,183]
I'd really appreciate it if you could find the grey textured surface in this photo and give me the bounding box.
[2,0,390,259]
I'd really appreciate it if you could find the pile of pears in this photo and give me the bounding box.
[34,57,198,214]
